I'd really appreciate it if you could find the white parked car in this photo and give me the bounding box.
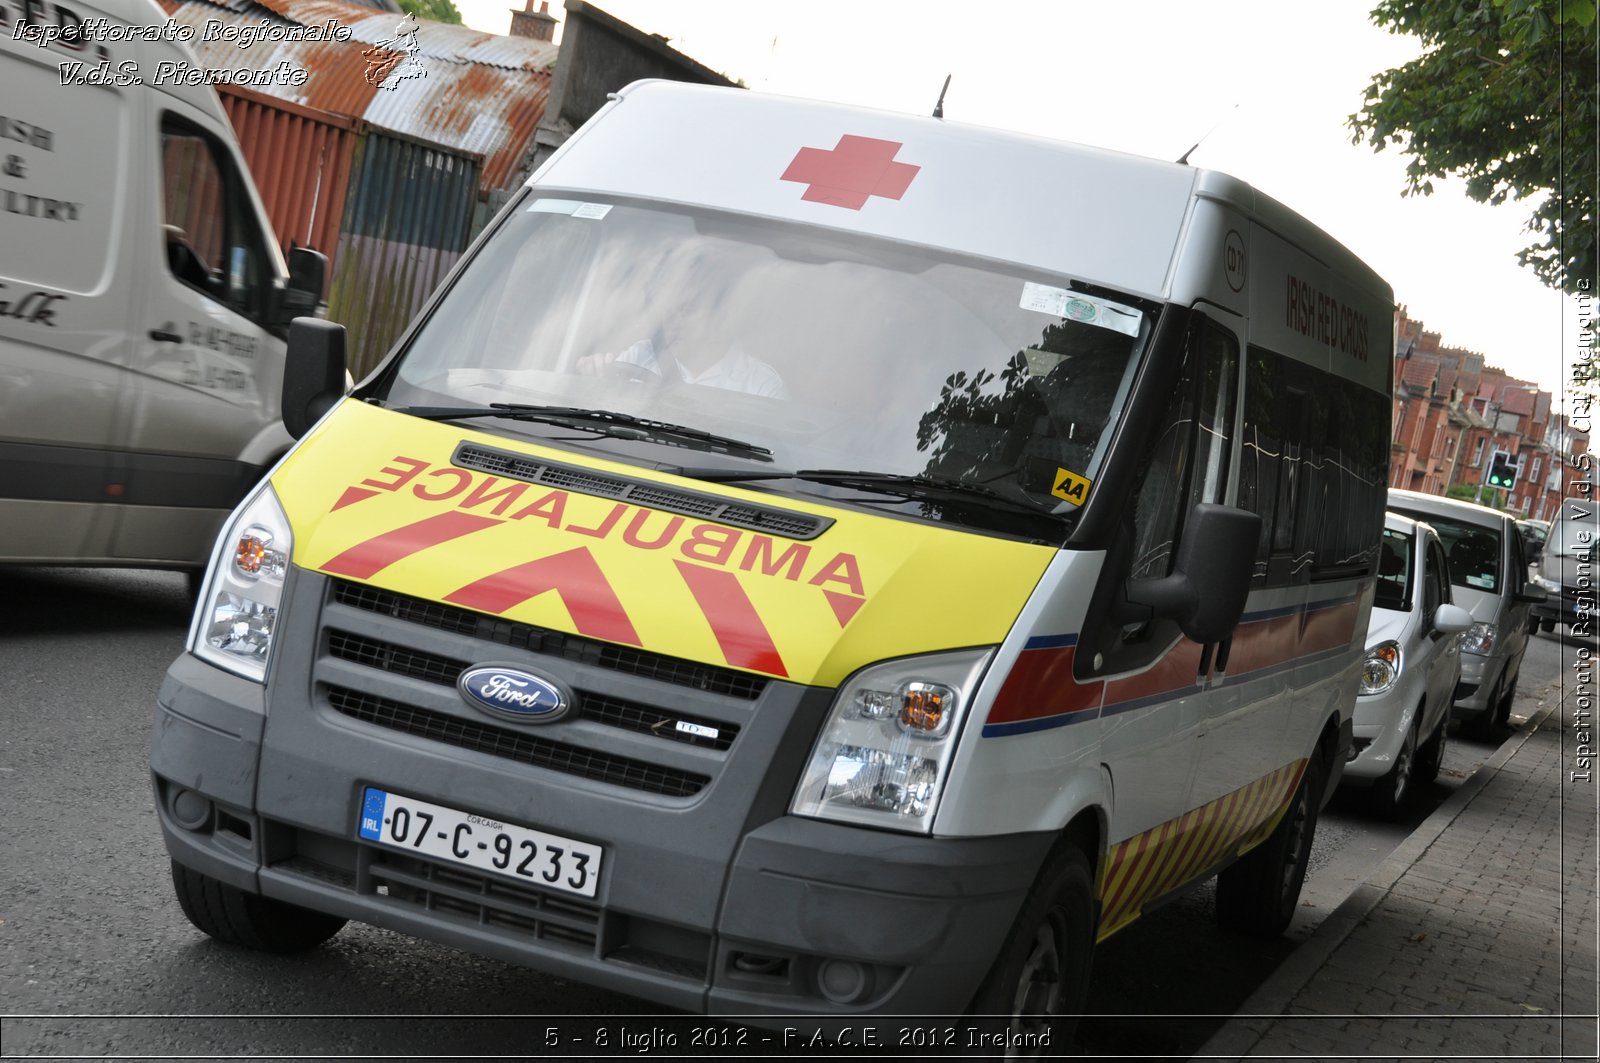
[1343,512,1472,817]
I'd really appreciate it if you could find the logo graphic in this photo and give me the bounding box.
[457,665,571,723]
[780,135,919,210]
[362,13,427,89]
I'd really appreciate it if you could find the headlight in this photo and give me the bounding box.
[791,648,993,833]
[1359,640,1401,696]
[1462,621,1497,656]
[1533,576,1560,593]
[188,484,292,683]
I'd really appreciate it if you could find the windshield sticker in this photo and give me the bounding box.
[1466,574,1494,589]
[1019,283,1142,337]
[527,199,612,219]
[1022,347,1066,377]
[1051,468,1091,507]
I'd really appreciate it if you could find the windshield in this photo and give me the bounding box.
[375,195,1154,535]
[1400,514,1501,594]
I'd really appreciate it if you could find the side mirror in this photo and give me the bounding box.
[282,317,347,439]
[1120,504,1262,644]
[274,247,328,324]
[1433,603,1473,634]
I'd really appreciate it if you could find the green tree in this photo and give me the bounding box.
[397,0,462,26]
[1349,0,1598,296]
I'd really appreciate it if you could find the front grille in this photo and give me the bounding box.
[368,851,600,950]
[326,685,710,797]
[326,630,740,751]
[333,579,767,701]
[452,440,833,540]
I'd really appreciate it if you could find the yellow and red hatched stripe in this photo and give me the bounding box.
[1096,760,1306,940]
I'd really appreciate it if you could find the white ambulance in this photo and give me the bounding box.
[0,0,322,573]
[151,81,1394,1038]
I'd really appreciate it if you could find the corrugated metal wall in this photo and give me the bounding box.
[327,129,484,377]
[217,84,357,265]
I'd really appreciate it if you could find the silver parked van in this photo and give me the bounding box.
[0,0,323,573]
[1387,489,1540,735]
[1531,504,1599,635]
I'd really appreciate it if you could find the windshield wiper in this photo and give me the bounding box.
[672,466,1063,518]
[386,402,773,461]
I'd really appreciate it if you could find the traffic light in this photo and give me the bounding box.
[1486,451,1518,489]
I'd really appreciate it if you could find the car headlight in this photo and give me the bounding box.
[188,484,292,683]
[1359,640,1401,696]
[791,648,993,833]
[1533,575,1560,593]
[1462,621,1497,656]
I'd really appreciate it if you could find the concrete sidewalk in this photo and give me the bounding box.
[1197,686,1599,1061]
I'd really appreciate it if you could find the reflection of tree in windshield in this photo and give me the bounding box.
[913,320,1127,499]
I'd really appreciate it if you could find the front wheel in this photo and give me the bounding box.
[171,861,346,953]
[968,844,1097,1055]
[1364,722,1416,820]
[1215,754,1323,939]
[1414,714,1448,785]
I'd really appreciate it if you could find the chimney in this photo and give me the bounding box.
[510,0,558,41]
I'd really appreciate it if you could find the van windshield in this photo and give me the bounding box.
[375,196,1154,536]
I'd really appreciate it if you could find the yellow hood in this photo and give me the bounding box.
[273,402,1056,687]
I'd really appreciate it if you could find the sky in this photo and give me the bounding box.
[457,0,1585,399]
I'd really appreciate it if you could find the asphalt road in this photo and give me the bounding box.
[0,566,1567,1060]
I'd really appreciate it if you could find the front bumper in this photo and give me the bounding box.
[1342,691,1419,784]
[151,571,1056,1018]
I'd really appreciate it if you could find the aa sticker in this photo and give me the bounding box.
[1052,468,1091,505]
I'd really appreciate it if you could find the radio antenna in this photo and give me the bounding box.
[1176,104,1238,165]
[932,74,952,119]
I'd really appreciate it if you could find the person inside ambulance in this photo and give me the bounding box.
[575,317,788,399]
[575,250,790,398]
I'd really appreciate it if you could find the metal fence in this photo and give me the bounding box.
[326,129,484,378]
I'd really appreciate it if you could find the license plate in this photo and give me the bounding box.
[358,788,603,899]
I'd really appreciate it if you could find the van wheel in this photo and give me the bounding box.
[1216,755,1322,939]
[1414,716,1448,785]
[968,845,1096,1054]
[1364,722,1415,820]
[171,861,345,953]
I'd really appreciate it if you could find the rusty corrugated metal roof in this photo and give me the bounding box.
[170,0,552,192]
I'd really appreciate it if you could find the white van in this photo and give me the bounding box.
[151,81,1395,1037]
[0,0,322,573]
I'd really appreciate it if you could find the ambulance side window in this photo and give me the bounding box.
[158,115,272,324]
[1238,345,1389,584]
[1126,320,1238,582]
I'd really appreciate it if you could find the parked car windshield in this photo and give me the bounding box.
[1404,514,1501,594]
[376,195,1154,533]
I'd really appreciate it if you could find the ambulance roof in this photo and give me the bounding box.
[531,80,1387,304]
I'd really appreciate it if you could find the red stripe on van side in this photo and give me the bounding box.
[986,646,1103,725]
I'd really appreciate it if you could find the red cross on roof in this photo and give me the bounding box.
[780,135,920,210]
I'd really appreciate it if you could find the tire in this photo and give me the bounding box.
[1414,714,1448,785]
[968,844,1097,1055]
[1462,676,1502,741]
[1491,671,1518,729]
[171,861,346,953]
[1364,721,1416,820]
[1216,754,1323,939]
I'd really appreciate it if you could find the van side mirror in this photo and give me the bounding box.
[1120,504,1262,644]
[282,318,347,439]
[274,247,328,324]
